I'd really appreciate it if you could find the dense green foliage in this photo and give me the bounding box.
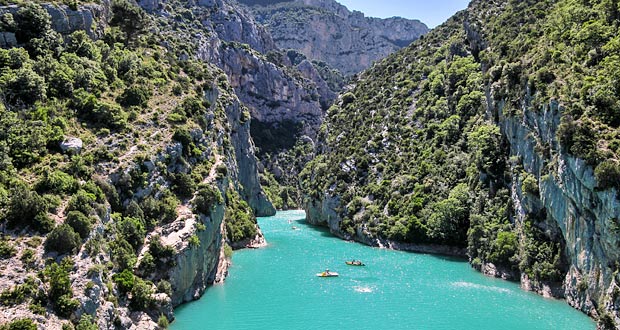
[0,0,265,326]
[0,319,37,330]
[225,190,258,243]
[44,260,79,318]
[45,224,82,254]
[479,0,620,173]
[302,0,620,295]
[302,14,492,247]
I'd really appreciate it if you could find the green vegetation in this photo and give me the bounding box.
[45,224,82,254]
[0,0,266,326]
[302,14,487,247]
[301,0,619,293]
[193,184,223,215]
[225,189,258,243]
[45,260,79,317]
[0,319,37,330]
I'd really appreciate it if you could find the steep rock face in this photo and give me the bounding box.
[139,0,282,213]
[220,82,276,216]
[497,99,620,316]
[151,0,330,143]
[241,0,428,75]
[0,1,109,47]
[212,44,325,137]
[167,201,226,305]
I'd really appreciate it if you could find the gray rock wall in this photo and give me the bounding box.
[0,1,109,48]
[243,0,428,75]
[168,202,226,305]
[497,99,620,319]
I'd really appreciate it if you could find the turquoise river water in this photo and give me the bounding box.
[172,210,595,330]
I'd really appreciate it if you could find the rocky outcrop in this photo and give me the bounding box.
[168,201,227,305]
[60,137,83,155]
[0,1,109,47]
[241,0,428,75]
[213,44,325,138]
[221,83,276,216]
[496,98,620,318]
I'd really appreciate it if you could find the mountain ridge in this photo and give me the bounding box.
[238,0,429,75]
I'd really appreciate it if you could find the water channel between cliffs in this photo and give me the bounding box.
[171,210,594,330]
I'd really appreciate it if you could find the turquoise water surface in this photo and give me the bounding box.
[171,210,594,330]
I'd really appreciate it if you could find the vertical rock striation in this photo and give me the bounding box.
[240,0,429,75]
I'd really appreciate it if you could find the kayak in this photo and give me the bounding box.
[346,261,365,266]
[316,272,339,277]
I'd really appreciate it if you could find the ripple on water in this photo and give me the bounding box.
[451,281,513,294]
[353,286,374,293]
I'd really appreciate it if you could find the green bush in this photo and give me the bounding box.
[118,84,151,107]
[112,269,135,294]
[172,172,196,198]
[521,173,539,195]
[188,234,200,247]
[14,3,51,43]
[66,192,94,218]
[55,294,79,318]
[5,184,53,233]
[156,280,172,296]
[45,224,81,254]
[45,262,77,317]
[110,238,137,271]
[157,314,169,329]
[0,239,17,259]
[595,160,620,190]
[0,318,37,330]
[130,278,153,311]
[192,184,223,215]
[224,190,257,243]
[75,315,98,330]
[110,0,146,45]
[117,216,146,250]
[0,277,37,306]
[65,211,93,239]
[72,90,128,129]
[172,127,193,149]
[2,67,46,107]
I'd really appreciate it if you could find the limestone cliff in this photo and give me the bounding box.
[240,0,429,75]
[0,1,109,48]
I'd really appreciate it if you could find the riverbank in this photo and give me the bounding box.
[171,211,594,330]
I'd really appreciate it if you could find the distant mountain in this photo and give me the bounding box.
[238,0,429,75]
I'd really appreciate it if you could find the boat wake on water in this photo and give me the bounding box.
[353,286,374,293]
[451,281,512,294]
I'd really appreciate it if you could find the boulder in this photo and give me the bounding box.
[60,137,83,154]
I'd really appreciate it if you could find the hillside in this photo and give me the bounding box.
[301,0,620,328]
[0,0,326,327]
[238,0,429,75]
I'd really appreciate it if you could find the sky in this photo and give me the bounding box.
[336,0,471,28]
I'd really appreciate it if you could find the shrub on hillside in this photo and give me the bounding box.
[0,318,37,330]
[112,269,135,294]
[65,211,93,239]
[66,190,96,216]
[118,84,151,107]
[45,224,81,254]
[14,3,51,43]
[192,184,223,215]
[5,184,53,233]
[37,170,78,195]
[595,160,620,190]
